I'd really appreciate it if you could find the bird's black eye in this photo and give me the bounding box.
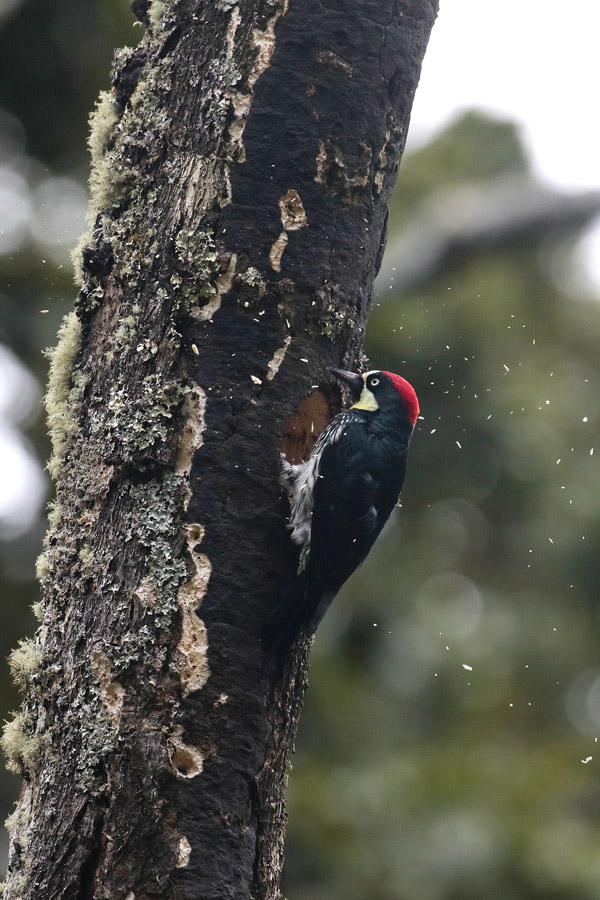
[369,377,380,388]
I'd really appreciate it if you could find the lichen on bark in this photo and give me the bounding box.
[43,311,85,479]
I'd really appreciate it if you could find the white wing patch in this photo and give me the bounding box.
[281,411,354,571]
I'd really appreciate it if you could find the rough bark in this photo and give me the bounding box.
[3,1,438,898]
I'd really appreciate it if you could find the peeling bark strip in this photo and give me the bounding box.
[3,1,438,898]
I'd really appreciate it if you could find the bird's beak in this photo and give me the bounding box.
[328,368,364,401]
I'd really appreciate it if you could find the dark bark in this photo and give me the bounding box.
[3,1,438,898]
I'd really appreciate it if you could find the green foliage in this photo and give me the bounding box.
[390,111,530,215]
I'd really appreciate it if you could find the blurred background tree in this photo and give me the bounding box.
[1,2,600,899]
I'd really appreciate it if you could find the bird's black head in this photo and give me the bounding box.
[329,368,419,427]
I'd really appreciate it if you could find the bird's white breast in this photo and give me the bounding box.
[282,411,354,571]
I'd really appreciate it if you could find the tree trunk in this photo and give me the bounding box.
[3,1,438,897]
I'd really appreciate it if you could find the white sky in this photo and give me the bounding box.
[407,0,600,193]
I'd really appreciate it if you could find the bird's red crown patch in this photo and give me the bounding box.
[382,372,419,426]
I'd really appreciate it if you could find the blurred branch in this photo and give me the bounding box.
[377,177,600,292]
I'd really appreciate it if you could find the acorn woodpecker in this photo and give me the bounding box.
[265,367,419,673]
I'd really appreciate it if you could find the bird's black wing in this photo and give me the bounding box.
[306,421,382,609]
[264,419,406,673]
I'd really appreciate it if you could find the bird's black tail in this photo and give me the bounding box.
[263,571,317,676]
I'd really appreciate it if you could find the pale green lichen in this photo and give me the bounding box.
[309,285,356,340]
[175,228,220,282]
[129,76,148,111]
[87,88,132,225]
[1,712,40,775]
[172,229,224,307]
[130,473,187,604]
[74,51,179,292]
[35,551,49,580]
[237,266,267,308]
[114,314,139,350]
[45,499,62,534]
[8,639,42,694]
[69,691,121,796]
[44,312,83,479]
[31,602,43,623]
[78,546,95,574]
[106,377,188,457]
[148,0,165,31]
[239,266,265,289]
[70,231,88,287]
[61,472,191,684]
[3,809,16,834]
[5,803,29,836]
[6,876,25,896]
[321,310,356,340]
[44,314,81,475]
[72,90,121,285]
[88,90,120,177]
